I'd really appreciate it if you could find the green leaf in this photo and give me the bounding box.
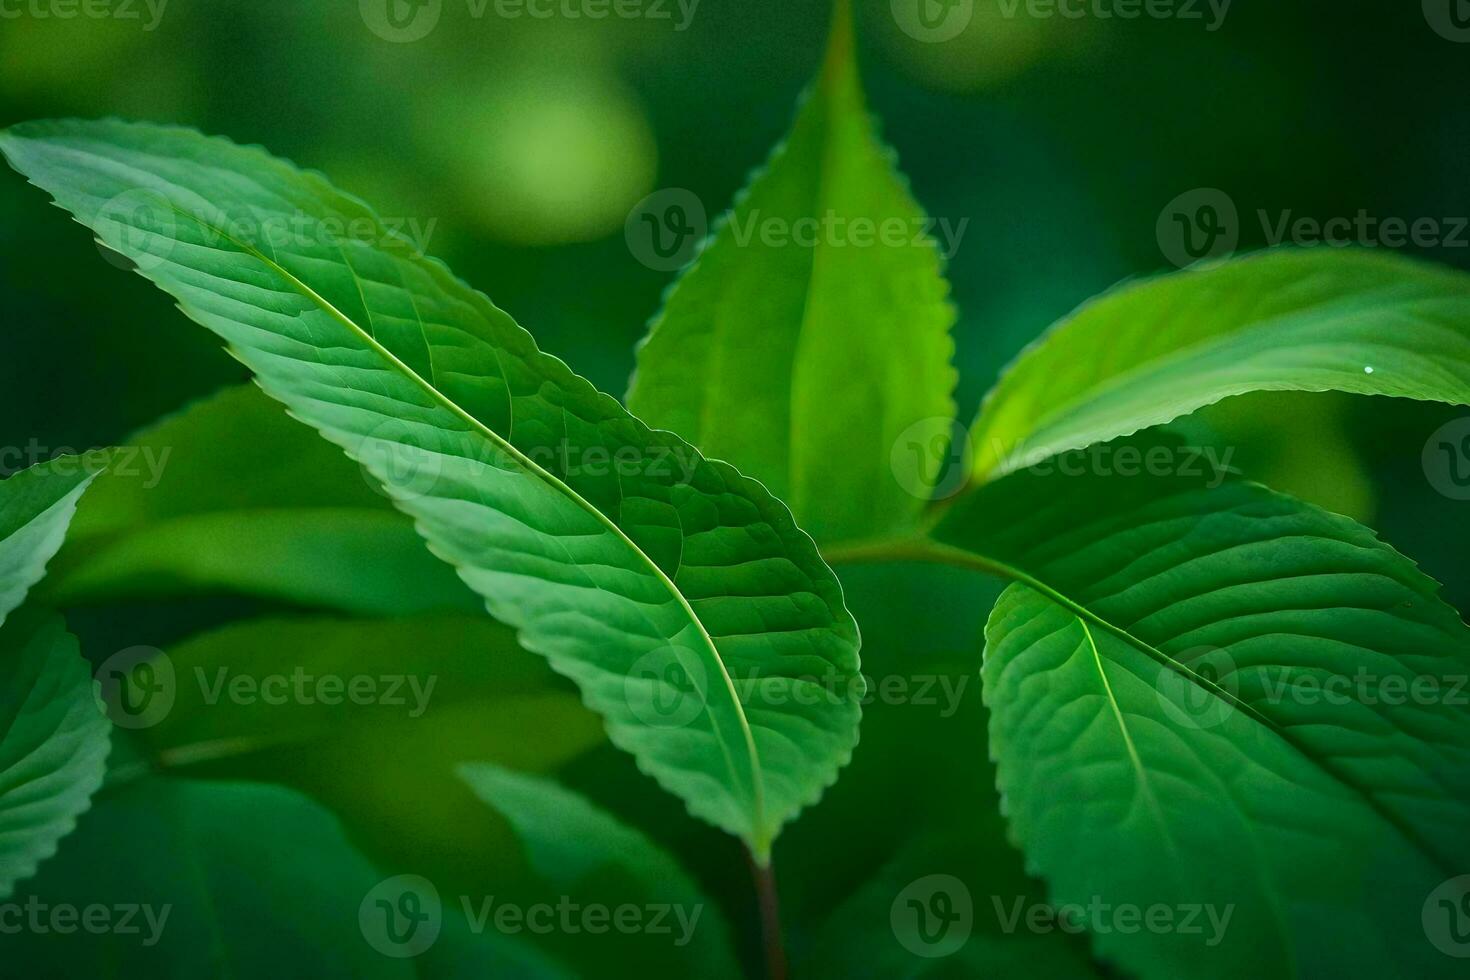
[0,456,98,623]
[0,614,110,899]
[970,249,1470,481]
[0,777,563,977]
[127,614,605,889]
[46,384,479,615]
[627,0,956,543]
[459,763,741,979]
[930,448,1470,976]
[1168,390,1375,522]
[0,459,109,898]
[799,823,1104,979]
[137,614,596,766]
[0,118,862,859]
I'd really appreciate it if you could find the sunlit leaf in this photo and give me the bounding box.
[971,249,1470,481]
[0,118,862,859]
[628,0,956,543]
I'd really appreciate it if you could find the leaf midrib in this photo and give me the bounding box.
[829,532,1460,875]
[150,195,770,848]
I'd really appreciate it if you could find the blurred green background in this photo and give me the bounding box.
[4,1,1470,973]
[4,0,1470,606]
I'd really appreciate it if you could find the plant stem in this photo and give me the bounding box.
[748,851,788,980]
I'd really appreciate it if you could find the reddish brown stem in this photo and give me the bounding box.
[748,852,788,980]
